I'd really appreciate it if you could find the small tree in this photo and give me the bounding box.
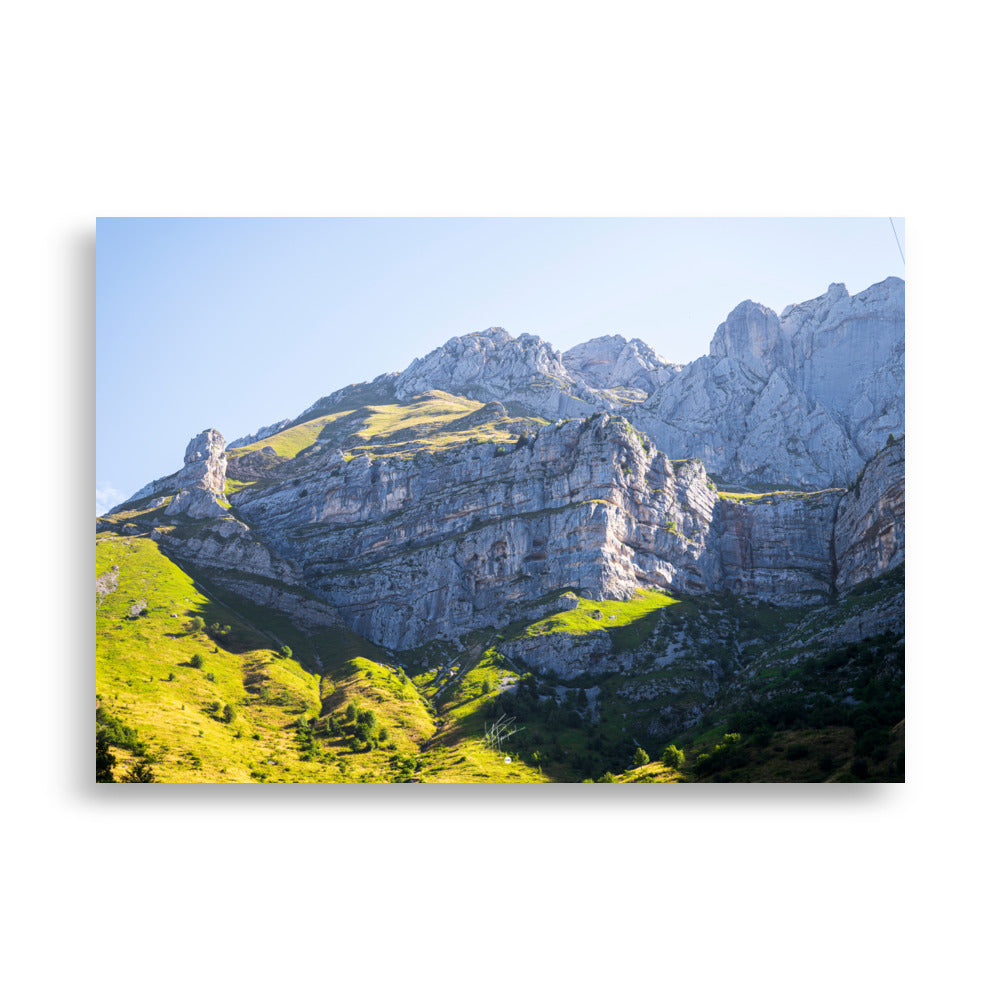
[97,731,116,782]
[662,744,685,769]
[122,760,155,783]
[344,702,357,723]
[632,747,650,768]
[222,704,235,724]
[191,652,205,669]
[188,616,205,634]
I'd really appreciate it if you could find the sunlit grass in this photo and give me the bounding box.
[508,588,680,650]
[718,488,846,503]
[227,410,355,460]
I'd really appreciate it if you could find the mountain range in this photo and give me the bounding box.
[96,277,905,783]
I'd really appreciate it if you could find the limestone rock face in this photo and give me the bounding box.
[709,491,843,602]
[222,411,893,650]
[709,299,789,375]
[164,488,228,519]
[232,414,722,648]
[226,445,287,481]
[103,277,904,667]
[633,277,904,487]
[394,328,625,419]
[562,335,680,395]
[113,428,229,513]
[311,278,902,491]
[183,428,227,490]
[834,436,905,593]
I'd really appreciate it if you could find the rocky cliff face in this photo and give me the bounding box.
[834,436,905,593]
[102,278,903,663]
[393,328,613,420]
[710,490,844,602]
[112,429,229,515]
[212,417,899,651]
[246,278,902,491]
[231,414,721,648]
[561,335,681,396]
[633,278,904,487]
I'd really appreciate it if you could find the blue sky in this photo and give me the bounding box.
[97,217,904,512]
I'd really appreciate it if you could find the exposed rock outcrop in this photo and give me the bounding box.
[632,278,903,487]
[113,428,228,513]
[226,445,288,481]
[562,335,680,395]
[232,414,719,647]
[393,328,605,419]
[710,490,844,602]
[834,436,905,593]
[229,419,293,450]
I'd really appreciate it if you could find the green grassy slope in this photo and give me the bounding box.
[228,390,547,466]
[96,534,902,783]
[96,534,551,782]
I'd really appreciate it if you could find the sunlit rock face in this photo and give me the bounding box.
[230,415,723,648]
[104,278,904,658]
[387,279,903,490]
[633,277,904,487]
[562,335,681,395]
[112,428,229,515]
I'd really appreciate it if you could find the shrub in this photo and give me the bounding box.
[662,744,685,769]
[222,704,235,724]
[344,702,357,723]
[597,771,616,783]
[191,653,205,669]
[122,760,155,783]
[693,752,716,776]
[188,616,205,633]
[97,708,145,754]
[632,747,650,768]
[278,645,292,659]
